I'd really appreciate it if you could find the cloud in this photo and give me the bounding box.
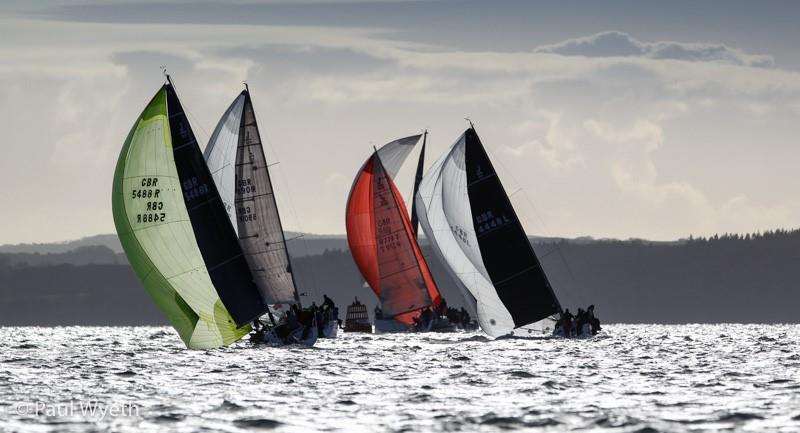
[514,112,584,171]
[1,9,798,242]
[534,31,775,68]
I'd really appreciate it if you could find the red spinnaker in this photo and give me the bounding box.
[346,153,441,325]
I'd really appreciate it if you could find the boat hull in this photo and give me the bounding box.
[321,319,339,338]
[373,318,410,333]
[553,322,595,338]
[258,318,318,347]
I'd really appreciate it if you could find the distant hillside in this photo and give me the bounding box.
[0,234,125,255]
[0,246,125,267]
[0,232,347,259]
[1,229,798,325]
[0,232,668,260]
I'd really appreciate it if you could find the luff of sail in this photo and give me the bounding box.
[414,127,561,337]
[205,89,298,305]
[112,85,250,349]
[345,136,442,324]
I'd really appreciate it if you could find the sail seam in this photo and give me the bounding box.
[205,254,246,272]
[234,192,274,202]
[378,263,425,280]
[185,195,221,213]
[467,173,498,187]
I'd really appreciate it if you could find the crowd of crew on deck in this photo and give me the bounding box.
[253,294,601,339]
[253,294,340,341]
[557,305,601,337]
[365,297,475,329]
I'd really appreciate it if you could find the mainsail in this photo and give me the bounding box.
[345,136,442,324]
[414,127,561,337]
[112,81,267,349]
[409,130,427,238]
[205,88,299,306]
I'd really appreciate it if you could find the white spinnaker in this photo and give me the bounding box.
[377,134,421,179]
[415,133,515,337]
[415,153,479,320]
[204,94,246,234]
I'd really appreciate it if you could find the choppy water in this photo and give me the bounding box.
[1,325,799,432]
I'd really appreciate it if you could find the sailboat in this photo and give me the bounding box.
[204,85,327,344]
[345,135,449,332]
[414,124,563,338]
[112,77,269,349]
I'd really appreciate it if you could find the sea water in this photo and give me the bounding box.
[1,325,799,432]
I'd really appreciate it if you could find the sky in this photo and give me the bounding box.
[1,0,799,244]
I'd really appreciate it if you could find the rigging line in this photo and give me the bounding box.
[185,108,210,149]
[162,73,211,147]
[256,113,321,301]
[479,138,581,307]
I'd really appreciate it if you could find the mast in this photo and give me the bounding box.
[410,130,427,238]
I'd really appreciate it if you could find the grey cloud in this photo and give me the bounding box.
[534,31,775,68]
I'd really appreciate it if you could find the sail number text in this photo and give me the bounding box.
[376,218,402,252]
[132,177,166,224]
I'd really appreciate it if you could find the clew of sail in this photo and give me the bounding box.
[205,90,298,305]
[346,136,442,324]
[414,127,561,337]
[112,85,252,349]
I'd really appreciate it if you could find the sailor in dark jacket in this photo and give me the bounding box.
[560,309,574,337]
[587,305,601,335]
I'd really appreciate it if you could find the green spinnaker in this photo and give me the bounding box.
[112,87,249,349]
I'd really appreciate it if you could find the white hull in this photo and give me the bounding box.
[321,319,339,338]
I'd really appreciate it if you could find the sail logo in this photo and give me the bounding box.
[178,121,189,139]
[476,211,511,234]
[182,177,209,201]
[450,225,471,246]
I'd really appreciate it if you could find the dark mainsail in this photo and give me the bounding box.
[234,90,300,305]
[165,82,268,326]
[463,127,562,326]
[409,130,427,238]
[372,155,433,317]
